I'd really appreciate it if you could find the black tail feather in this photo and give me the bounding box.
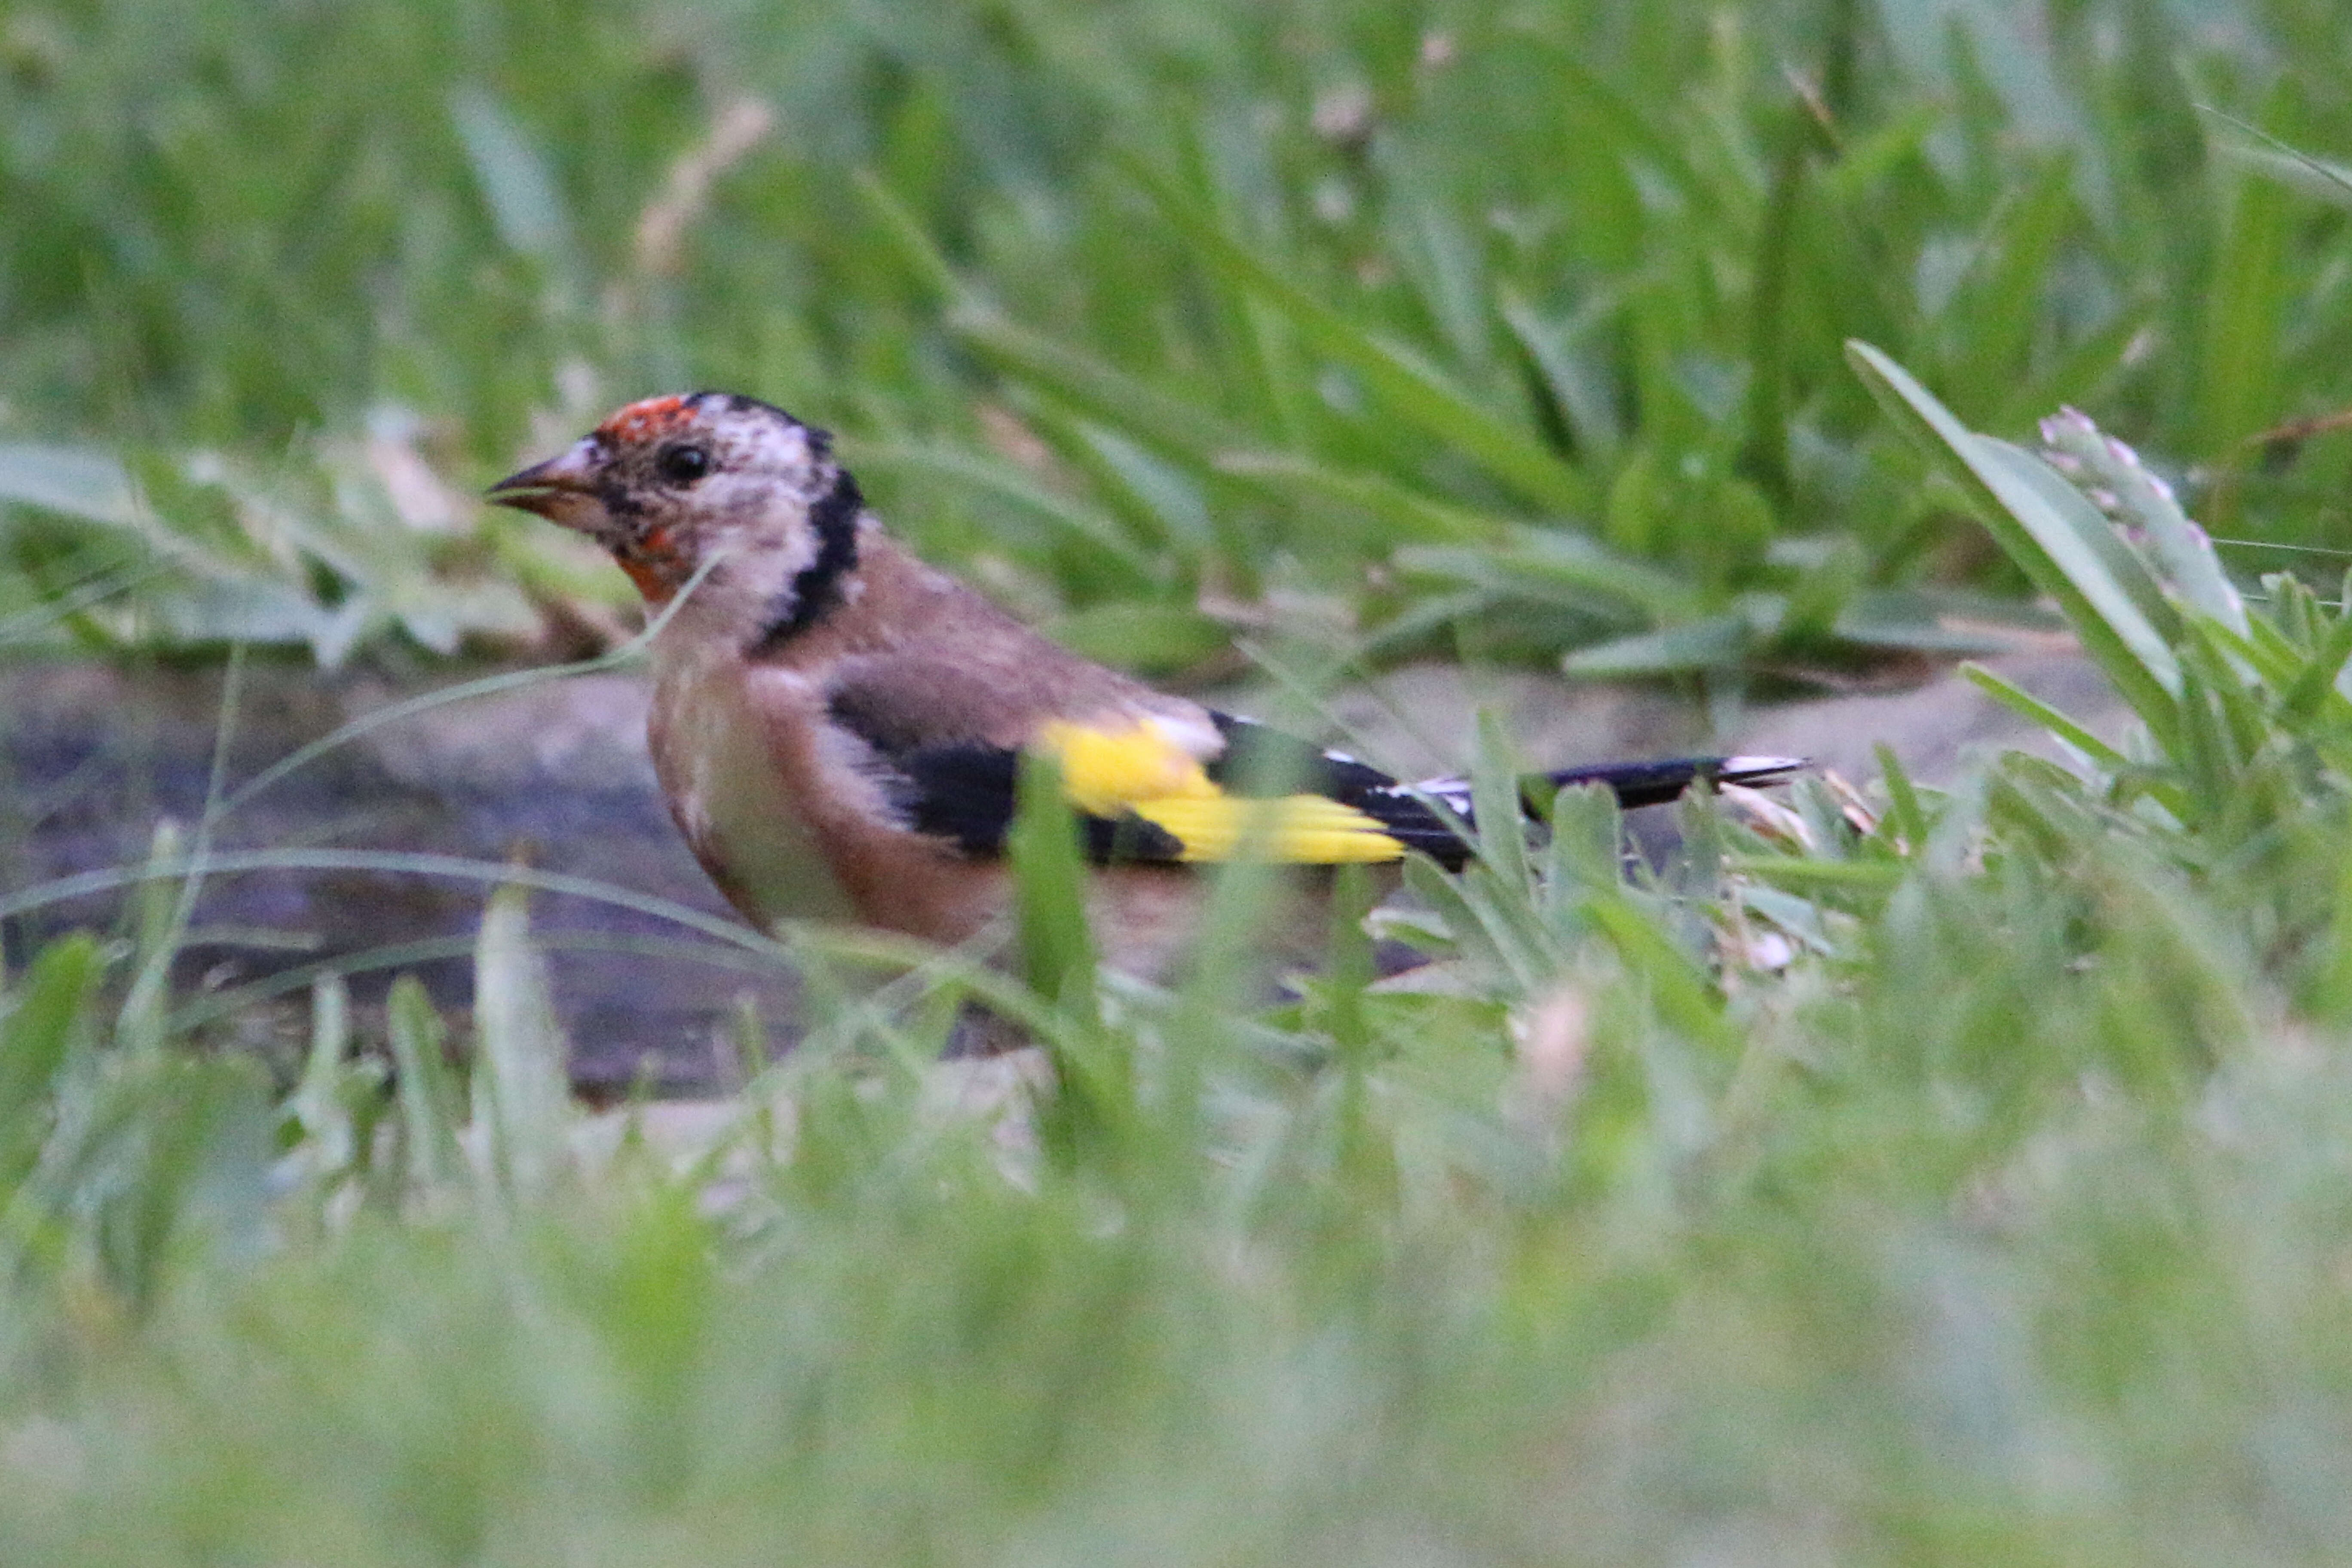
[1373,754,1809,871]
[1540,753,1808,810]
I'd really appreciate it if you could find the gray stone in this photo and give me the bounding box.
[1,658,791,1093]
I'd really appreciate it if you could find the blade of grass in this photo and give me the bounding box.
[1585,894,1739,1057]
[119,644,248,1052]
[847,439,1159,581]
[1873,742,1930,851]
[2195,105,2294,462]
[0,936,99,1183]
[471,882,572,1197]
[0,850,784,958]
[384,974,462,1194]
[947,306,1249,465]
[165,928,789,1035]
[1131,165,1596,517]
[2279,607,2352,722]
[1959,662,2130,770]
[219,550,727,819]
[285,974,357,1179]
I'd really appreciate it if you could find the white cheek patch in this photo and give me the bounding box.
[719,418,824,499]
[747,497,824,582]
[677,473,827,622]
[763,421,819,475]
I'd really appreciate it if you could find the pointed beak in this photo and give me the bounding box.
[485,442,601,528]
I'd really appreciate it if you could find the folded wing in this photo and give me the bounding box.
[831,695,1803,872]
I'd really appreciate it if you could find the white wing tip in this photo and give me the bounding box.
[1718,755,1808,779]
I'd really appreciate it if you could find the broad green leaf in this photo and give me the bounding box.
[1847,341,2180,741]
[1072,423,1216,554]
[2216,133,2352,210]
[1469,711,1533,896]
[1873,742,1930,851]
[2279,607,2352,722]
[1950,161,2079,413]
[1832,588,2056,654]
[1974,436,2183,646]
[0,444,140,525]
[1586,894,1738,1057]
[2039,407,2246,634]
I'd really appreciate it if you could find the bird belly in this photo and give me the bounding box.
[648,644,1008,948]
[648,652,860,933]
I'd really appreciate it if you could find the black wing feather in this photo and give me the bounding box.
[828,693,1800,870]
[827,691,1192,864]
[1206,713,1476,868]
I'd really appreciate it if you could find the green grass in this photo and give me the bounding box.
[5,0,2351,676]
[12,0,2352,1560]
[11,376,2352,1557]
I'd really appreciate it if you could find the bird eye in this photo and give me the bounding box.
[655,444,712,485]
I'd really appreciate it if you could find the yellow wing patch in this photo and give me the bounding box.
[1034,717,1405,864]
[1035,717,1219,816]
[1131,793,1404,863]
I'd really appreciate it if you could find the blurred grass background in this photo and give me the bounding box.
[4,0,2348,679]
[9,0,2352,1561]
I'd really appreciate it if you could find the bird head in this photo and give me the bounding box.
[488,392,864,634]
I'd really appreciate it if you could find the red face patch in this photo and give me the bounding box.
[597,395,696,446]
[615,524,688,605]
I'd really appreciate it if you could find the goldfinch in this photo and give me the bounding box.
[489,392,1800,980]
